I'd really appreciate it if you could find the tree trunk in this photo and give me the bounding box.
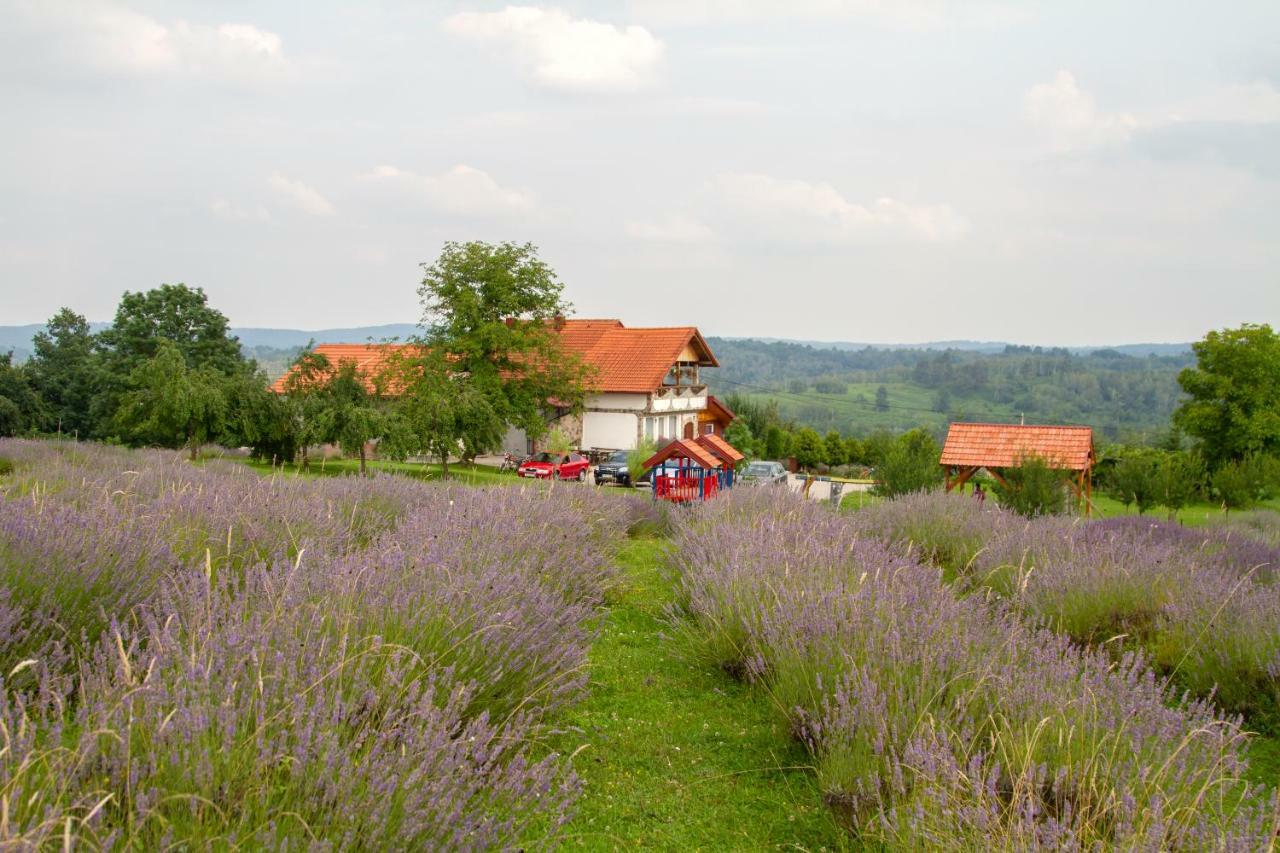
[301,445,310,471]
[440,450,449,480]
[188,430,198,461]
[359,443,367,476]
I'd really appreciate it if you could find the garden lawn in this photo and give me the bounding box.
[540,537,847,850]
[234,455,517,486]
[1088,493,1280,526]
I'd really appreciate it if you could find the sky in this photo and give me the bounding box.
[2,1,1278,345]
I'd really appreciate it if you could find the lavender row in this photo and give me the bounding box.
[851,492,1280,723]
[0,439,629,848]
[669,488,1277,849]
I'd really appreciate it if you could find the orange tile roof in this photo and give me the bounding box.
[695,433,745,464]
[268,344,421,394]
[939,423,1094,471]
[271,320,717,396]
[642,438,723,470]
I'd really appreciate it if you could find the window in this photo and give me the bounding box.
[645,417,654,440]
[703,423,714,435]
[668,415,676,437]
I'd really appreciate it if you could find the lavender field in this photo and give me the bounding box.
[670,489,1280,849]
[3,440,1279,849]
[0,439,629,848]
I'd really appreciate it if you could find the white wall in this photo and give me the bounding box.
[589,392,648,410]
[501,424,529,456]
[581,411,638,450]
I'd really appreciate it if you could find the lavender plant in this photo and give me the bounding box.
[669,488,1278,848]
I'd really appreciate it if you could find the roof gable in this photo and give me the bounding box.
[939,423,1094,471]
[695,433,745,464]
[642,438,723,470]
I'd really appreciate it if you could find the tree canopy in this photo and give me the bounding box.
[1174,323,1280,466]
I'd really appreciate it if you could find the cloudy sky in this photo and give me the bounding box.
[2,1,1278,344]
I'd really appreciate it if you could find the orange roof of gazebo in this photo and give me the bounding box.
[642,438,723,471]
[939,423,1094,471]
[695,433,745,464]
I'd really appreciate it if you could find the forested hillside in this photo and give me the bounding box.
[705,338,1193,443]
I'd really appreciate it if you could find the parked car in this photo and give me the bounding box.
[740,460,788,485]
[518,451,591,481]
[593,450,653,487]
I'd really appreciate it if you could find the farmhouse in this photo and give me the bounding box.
[271,319,725,455]
[939,422,1095,513]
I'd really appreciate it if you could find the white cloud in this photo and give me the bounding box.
[442,6,663,92]
[713,173,967,242]
[210,199,271,223]
[1166,81,1280,125]
[12,1,285,79]
[1025,70,1138,151]
[626,214,715,243]
[367,165,534,216]
[627,0,1022,29]
[268,174,336,217]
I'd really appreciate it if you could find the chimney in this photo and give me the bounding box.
[553,314,565,331]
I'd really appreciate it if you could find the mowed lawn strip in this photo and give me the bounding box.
[544,537,847,851]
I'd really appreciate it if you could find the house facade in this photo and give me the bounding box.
[503,319,722,455]
[271,319,726,456]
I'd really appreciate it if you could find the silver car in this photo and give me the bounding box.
[740,461,788,485]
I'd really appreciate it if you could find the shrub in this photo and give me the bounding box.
[871,428,943,498]
[628,436,657,485]
[992,454,1068,517]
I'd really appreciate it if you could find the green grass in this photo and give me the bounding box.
[1088,494,1280,527]
[1246,735,1280,788]
[541,537,847,850]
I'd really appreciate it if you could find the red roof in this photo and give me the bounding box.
[269,344,420,394]
[271,319,717,395]
[703,395,736,424]
[642,438,723,470]
[939,423,1094,471]
[695,433,745,464]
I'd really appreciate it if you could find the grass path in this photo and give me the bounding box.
[545,537,847,851]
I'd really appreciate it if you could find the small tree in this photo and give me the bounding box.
[723,420,754,458]
[281,351,338,470]
[1213,457,1268,517]
[875,385,890,412]
[873,428,944,497]
[325,361,383,476]
[1106,453,1160,514]
[764,425,787,460]
[993,455,1067,517]
[628,437,657,485]
[792,427,826,471]
[544,427,572,455]
[824,430,846,467]
[1155,452,1206,521]
[117,339,227,459]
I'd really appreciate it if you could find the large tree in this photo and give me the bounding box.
[873,428,944,497]
[116,340,228,459]
[27,308,100,437]
[0,353,46,437]
[324,361,385,476]
[1174,323,1280,466]
[418,241,591,442]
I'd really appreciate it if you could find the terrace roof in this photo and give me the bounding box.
[939,423,1094,471]
[642,438,723,470]
[695,433,745,464]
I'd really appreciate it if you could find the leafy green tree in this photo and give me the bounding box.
[1155,452,1206,521]
[382,351,502,479]
[418,241,591,443]
[764,425,787,460]
[861,431,895,466]
[116,340,227,459]
[1106,453,1160,514]
[280,351,339,470]
[723,420,754,458]
[324,361,384,476]
[993,455,1067,517]
[27,308,99,437]
[1174,323,1280,466]
[95,284,250,439]
[873,428,943,497]
[875,385,890,412]
[1212,456,1269,517]
[224,374,299,465]
[792,427,826,471]
[544,426,572,455]
[824,430,846,466]
[0,353,46,437]
[843,436,866,466]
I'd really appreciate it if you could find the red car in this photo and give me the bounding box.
[517,452,591,481]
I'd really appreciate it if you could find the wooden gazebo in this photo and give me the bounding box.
[643,438,724,503]
[939,423,1096,514]
[695,433,745,488]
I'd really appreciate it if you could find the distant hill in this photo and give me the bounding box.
[727,337,1191,357]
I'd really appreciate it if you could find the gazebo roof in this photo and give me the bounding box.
[642,438,723,471]
[695,433,745,464]
[939,423,1094,471]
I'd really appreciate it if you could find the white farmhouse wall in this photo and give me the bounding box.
[501,425,530,456]
[581,412,639,450]
[588,392,648,410]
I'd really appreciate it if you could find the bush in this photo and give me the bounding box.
[872,428,943,497]
[992,454,1068,517]
[628,436,657,484]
